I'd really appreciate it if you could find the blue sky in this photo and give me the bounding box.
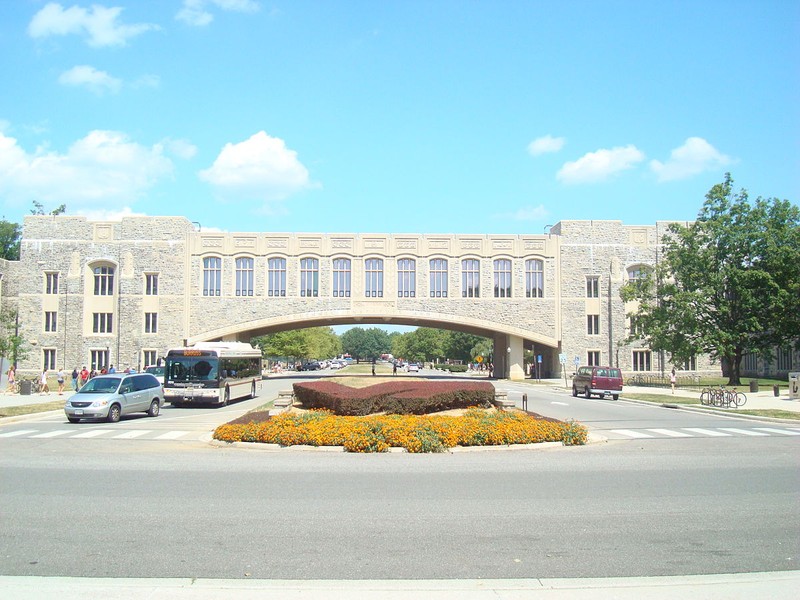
[0,0,797,235]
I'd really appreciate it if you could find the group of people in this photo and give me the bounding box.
[4,364,123,395]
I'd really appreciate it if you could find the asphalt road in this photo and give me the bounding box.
[1,374,798,580]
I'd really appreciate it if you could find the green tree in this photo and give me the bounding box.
[621,174,800,385]
[442,331,486,363]
[31,201,66,216]
[0,219,21,260]
[254,327,341,363]
[341,327,390,361]
[402,327,445,363]
[0,307,27,367]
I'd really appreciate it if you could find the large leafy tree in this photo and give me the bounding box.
[253,327,340,362]
[621,174,800,385]
[341,327,390,361]
[0,220,21,260]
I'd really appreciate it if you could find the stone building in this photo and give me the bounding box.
[0,214,721,380]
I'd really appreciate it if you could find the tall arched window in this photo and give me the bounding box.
[461,259,480,298]
[333,258,351,297]
[268,257,287,296]
[397,258,416,297]
[493,259,512,298]
[93,265,115,296]
[365,258,383,298]
[235,257,254,296]
[203,257,221,296]
[300,258,319,297]
[525,259,544,298]
[430,258,448,297]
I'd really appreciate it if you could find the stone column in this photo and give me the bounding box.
[508,334,525,381]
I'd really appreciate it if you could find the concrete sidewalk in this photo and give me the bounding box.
[1,572,798,599]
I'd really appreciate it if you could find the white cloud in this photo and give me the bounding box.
[176,0,260,27]
[58,65,122,95]
[199,131,318,202]
[557,145,645,184]
[162,138,198,160]
[28,2,158,47]
[494,204,550,222]
[527,135,565,156]
[650,137,732,182]
[0,130,173,209]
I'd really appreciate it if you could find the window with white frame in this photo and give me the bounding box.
[44,311,57,332]
[333,258,351,297]
[203,257,221,296]
[365,258,383,298]
[525,259,544,298]
[145,273,159,296]
[93,265,114,296]
[429,258,448,297]
[587,314,599,335]
[143,350,158,368]
[45,272,59,295]
[267,257,287,297]
[777,347,792,371]
[300,258,319,297]
[633,350,651,371]
[90,349,108,371]
[629,315,645,338]
[397,258,415,297]
[92,313,113,334]
[683,356,697,371]
[235,257,254,296]
[494,259,512,298]
[144,312,158,334]
[461,259,480,298]
[43,349,56,370]
[587,351,600,366]
[586,276,599,298]
[627,265,650,282]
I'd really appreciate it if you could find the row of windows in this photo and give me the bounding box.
[40,349,160,371]
[585,351,696,372]
[203,257,546,299]
[43,270,159,296]
[40,312,158,335]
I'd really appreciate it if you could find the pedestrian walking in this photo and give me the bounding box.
[39,369,50,395]
[57,369,65,395]
[71,367,79,390]
[670,368,677,394]
[6,365,16,394]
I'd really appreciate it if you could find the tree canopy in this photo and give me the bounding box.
[340,327,390,361]
[621,173,800,384]
[253,327,341,362]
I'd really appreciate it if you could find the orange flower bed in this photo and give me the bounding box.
[213,408,588,452]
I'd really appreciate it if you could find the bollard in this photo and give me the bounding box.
[522,393,528,411]
[773,385,780,397]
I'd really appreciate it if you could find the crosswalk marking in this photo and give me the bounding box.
[113,430,152,439]
[0,429,37,438]
[646,428,692,437]
[611,429,654,438]
[154,431,189,440]
[718,428,770,436]
[682,428,732,437]
[753,427,800,436]
[71,429,114,438]
[30,430,71,438]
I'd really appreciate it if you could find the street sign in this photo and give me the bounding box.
[558,353,566,364]
[574,356,580,366]
[537,354,542,363]
[475,356,483,363]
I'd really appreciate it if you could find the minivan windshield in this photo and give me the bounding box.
[78,377,121,393]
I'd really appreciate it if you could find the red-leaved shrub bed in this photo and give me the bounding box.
[292,380,495,415]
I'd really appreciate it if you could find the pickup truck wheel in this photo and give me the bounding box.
[572,386,578,397]
[584,387,592,399]
[612,394,619,400]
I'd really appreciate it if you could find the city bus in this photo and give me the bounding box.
[163,342,262,407]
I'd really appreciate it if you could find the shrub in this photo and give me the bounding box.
[212,409,588,452]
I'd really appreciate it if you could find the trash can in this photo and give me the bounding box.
[749,380,759,393]
[19,379,32,395]
[790,373,800,400]
[773,385,780,397]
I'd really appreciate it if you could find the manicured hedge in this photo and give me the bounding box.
[292,380,494,415]
[435,364,468,373]
[213,408,588,452]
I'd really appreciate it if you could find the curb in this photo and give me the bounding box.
[622,397,800,424]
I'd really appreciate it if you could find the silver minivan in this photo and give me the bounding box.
[64,373,164,423]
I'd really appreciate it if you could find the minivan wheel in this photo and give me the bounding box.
[107,404,121,423]
[584,387,592,399]
[147,400,160,417]
[572,386,578,397]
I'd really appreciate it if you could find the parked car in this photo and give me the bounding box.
[302,361,321,371]
[407,363,420,373]
[64,373,164,423]
[145,365,165,383]
[572,366,623,400]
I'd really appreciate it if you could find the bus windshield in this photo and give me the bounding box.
[166,356,219,382]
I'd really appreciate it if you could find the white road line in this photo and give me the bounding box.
[113,430,152,439]
[154,431,189,440]
[753,428,800,436]
[30,430,71,438]
[71,429,114,438]
[0,429,38,438]
[683,428,732,437]
[718,428,770,436]
[646,428,693,438]
[551,401,569,406]
[611,429,654,438]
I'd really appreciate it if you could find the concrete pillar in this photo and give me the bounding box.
[492,332,507,379]
[508,334,525,381]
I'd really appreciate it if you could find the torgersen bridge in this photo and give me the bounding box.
[2,216,699,380]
